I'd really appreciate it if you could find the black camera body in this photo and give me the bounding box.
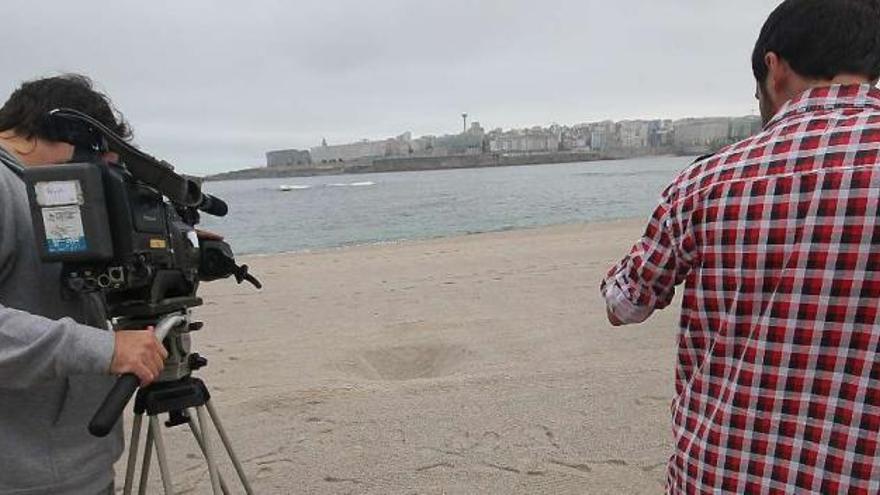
[22,108,261,439]
[24,161,204,318]
[22,108,257,321]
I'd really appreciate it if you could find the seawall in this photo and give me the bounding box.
[205,151,607,182]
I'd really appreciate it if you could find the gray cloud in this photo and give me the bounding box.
[1,0,779,175]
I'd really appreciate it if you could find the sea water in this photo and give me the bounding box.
[200,155,695,255]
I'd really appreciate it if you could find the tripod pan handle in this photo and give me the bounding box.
[89,373,140,437]
[88,314,185,437]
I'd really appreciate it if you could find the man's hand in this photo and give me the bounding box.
[110,329,168,386]
[196,229,224,241]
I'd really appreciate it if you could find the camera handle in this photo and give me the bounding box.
[89,313,187,437]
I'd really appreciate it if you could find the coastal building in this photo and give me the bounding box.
[488,127,560,153]
[561,124,591,150]
[266,149,311,168]
[310,133,413,163]
[671,116,762,153]
[730,115,763,141]
[427,122,486,156]
[618,120,652,149]
[673,118,731,151]
[651,120,675,147]
[588,121,617,152]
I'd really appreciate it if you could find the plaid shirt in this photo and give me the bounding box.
[602,84,880,494]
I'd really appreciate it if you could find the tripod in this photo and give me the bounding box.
[88,312,255,495]
[122,376,254,495]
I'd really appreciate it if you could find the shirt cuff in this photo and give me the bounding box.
[603,280,654,324]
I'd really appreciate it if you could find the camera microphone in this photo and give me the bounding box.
[198,193,228,217]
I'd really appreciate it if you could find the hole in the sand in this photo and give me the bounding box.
[343,344,469,381]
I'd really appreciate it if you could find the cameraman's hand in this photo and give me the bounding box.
[110,328,168,386]
[196,229,224,241]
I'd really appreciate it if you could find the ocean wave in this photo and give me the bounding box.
[278,184,312,191]
[328,181,377,187]
[574,170,671,178]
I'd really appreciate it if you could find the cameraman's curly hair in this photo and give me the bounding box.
[0,73,132,141]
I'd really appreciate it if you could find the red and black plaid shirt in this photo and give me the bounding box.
[602,84,880,494]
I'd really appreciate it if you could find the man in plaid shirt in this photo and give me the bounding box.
[601,0,880,493]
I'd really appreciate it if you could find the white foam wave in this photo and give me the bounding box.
[279,184,311,191]
[327,181,376,187]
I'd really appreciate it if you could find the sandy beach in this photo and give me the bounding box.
[116,218,681,494]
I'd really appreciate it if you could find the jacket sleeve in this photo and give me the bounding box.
[0,307,115,388]
[0,167,115,389]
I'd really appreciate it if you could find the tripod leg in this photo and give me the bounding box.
[137,418,154,495]
[206,400,255,495]
[187,409,232,495]
[123,412,144,495]
[150,416,175,495]
[196,406,223,495]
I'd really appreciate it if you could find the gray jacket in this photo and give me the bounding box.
[0,146,122,494]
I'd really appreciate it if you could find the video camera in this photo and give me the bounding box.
[21,108,261,437]
[23,108,259,318]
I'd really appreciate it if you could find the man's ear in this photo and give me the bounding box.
[7,135,37,157]
[763,51,801,112]
[764,52,787,95]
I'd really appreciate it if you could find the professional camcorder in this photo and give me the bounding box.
[21,109,261,451]
[24,108,259,319]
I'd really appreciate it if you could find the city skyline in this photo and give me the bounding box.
[302,111,761,150]
[266,114,762,171]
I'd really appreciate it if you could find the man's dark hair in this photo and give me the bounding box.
[752,0,880,83]
[0,73,131,142]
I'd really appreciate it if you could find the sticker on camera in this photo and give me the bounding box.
[42,206,88,253]
[35,181,83,206]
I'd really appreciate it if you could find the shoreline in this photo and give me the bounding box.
[202,151,694,182]
[237,216,648,259]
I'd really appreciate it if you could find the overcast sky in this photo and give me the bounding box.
[2,0,780,175]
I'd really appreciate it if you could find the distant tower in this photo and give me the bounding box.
[462,113,468,134]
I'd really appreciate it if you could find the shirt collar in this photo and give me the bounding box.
[0,143,25,177]
[765,83,880,130]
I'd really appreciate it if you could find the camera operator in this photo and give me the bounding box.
[0,74,167,494]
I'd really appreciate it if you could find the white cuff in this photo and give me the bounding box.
[604,282,654,324]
